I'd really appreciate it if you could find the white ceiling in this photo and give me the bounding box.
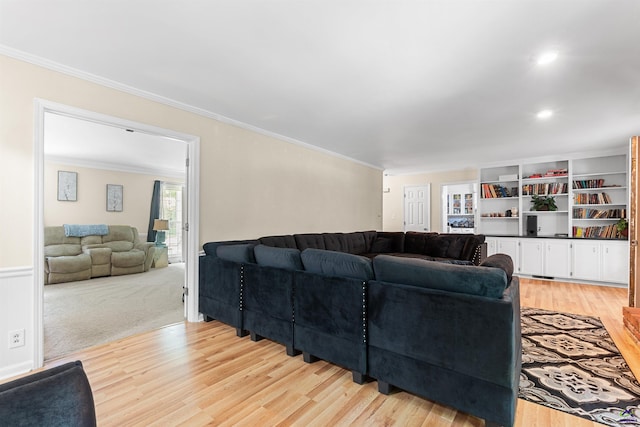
[2,1,639,174]
[44,113,187,177]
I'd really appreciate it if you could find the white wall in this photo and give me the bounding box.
[0,54,383,379]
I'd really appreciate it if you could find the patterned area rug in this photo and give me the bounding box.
[520,307,640,426]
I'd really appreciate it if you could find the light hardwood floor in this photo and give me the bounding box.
[24,278,640,426]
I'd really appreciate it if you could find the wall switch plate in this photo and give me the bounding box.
[8,329,25,348]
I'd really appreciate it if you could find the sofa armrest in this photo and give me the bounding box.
[0,361,96,426]
[472,242,488,265]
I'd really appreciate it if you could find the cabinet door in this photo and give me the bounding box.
[520,240,543,276]
[486,238,498,256]
[601,242,629,284]
[572,241,601,281]
[496,238,519,272]
[544,240,571,279]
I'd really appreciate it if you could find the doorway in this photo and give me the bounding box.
[404,184,431,232]
[34,99,200,367]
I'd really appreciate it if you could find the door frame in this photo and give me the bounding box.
[33,99,201,367]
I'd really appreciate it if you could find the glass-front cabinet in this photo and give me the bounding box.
[442,182,477,234]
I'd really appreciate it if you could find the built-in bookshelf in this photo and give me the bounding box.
[478,151,628,239]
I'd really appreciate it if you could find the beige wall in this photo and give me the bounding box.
[383,168,478,232]
[0,54,382,376]
[44,161,181,233]
[0,54,383,267]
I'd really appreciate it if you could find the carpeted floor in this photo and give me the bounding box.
[520,307,640,426]
[44,264,185,360]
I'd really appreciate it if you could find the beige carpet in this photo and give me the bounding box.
[44,263,185,360]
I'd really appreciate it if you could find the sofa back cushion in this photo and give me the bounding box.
[294,233,326,251]
[461,234,486,261]
[44,226,81,246]
[373,255,507,299]
[259,235,297,248]
[80,235,103,246]
[216,244,256,264]
[102,226,134,244]
[301,248,374,281]
[370,231,405,253]
[322,232,370,254]
[254,245,303,270]
[102,241,134,252]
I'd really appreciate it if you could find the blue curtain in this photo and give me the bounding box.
[147,180,161,242]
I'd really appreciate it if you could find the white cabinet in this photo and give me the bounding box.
[601,242,629,284]
[486,237,520,271]
[519,239,571,278]
[545,240,572,278]
[571,240,628,284]
[572,241,601,281]
[520,240,544,275]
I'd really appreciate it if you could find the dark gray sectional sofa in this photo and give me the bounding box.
[199,231,520,427]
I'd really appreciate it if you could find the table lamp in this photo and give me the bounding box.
[153,219,169,247]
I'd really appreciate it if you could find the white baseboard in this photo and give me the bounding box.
[0,360,34,381]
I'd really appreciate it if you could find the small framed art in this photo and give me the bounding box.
[57,171,77,201]
[106,184,123,212]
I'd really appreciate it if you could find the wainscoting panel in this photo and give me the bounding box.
[0,266,35,380]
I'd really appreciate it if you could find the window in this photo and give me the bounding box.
[160,182,184,262]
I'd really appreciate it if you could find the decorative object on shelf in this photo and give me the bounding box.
[616,218,629,238]
[106,184,123,212]
[531,194,557,211]
[153,219,169,247]
[57,171,77,201]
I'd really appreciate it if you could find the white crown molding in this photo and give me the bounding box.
[45,155,186,179]
[1,45,383,171]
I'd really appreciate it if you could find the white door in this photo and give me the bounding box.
[404,185,430,232]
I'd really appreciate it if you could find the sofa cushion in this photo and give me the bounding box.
[301,248,374,281]
[44,244,82,257]
[102,226,134,243]
[294,233,326,251]
[259,235,297,248]
[44,227,81,245]
[373,255,507,299]
[80,235,103,246]
[102,241,134,252]
[111,250,146,268]
[216,244,256,264]
[47,253,92,273]
[423,234,450,258]
[480,253,514,283]
[254,245,303,270]
[444,234,468,259]
[372,232,405,253]
[404,232,427,254]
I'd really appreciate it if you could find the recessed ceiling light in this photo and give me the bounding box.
[537,51,558,66]
[537,109,553,119]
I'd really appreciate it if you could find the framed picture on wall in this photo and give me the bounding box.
[106,184,123,212]
[57,171,77,201]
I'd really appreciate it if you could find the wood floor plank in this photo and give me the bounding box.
[5,277,635,426]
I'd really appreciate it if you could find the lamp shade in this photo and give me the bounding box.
[153,219,169,231]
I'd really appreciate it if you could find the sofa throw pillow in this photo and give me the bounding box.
[372,255,507,299]
[216,244,256,264]
[480,253,514,283]
[301,248,374,281]
[254,245,303,270]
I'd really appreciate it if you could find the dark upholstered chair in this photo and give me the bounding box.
[0,360,96,426]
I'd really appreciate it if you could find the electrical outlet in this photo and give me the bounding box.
[8,329,25,349]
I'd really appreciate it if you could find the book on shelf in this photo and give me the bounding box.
[573,192,612,205]
[572,224,624,239]
[572,207,626,219]
[573,178,605,189]
[482,183,516,198]
[521,182,568,196]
